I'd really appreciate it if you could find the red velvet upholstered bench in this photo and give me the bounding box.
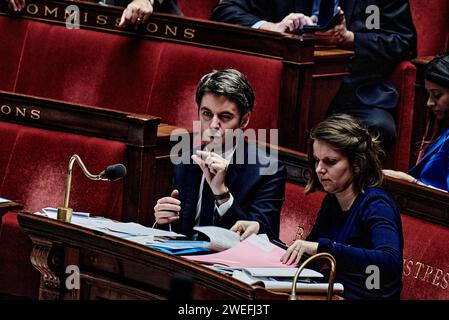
[0,121,127,299]
[401,214,449,299]
[0,13,283,132]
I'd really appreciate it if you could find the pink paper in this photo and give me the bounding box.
[183,234,290,268]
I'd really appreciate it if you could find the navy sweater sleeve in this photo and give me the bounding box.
[307,189,403,299]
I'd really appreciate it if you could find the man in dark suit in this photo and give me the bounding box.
[211,0,417,148]
[154,69,286,240]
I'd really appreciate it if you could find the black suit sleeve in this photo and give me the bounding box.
[210,0,273,27]
[351,0,417,70]
[216,164,287,241]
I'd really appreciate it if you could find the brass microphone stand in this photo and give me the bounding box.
[288,252,337,300]
[57,154,109,222]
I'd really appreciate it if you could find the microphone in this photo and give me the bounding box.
[99,164,127,181]
[57,154,127,222]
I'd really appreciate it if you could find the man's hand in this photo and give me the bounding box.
[315,7,354,48]
[6,0,26,12]
[280,239,318,265]
[191,150,229,196]
[260,13,314,34]
[118,0,154,28]
[154,189,181,225]
[231,220,260,240]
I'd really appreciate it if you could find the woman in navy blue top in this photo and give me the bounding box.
[281,114,403,299]
[384,53,449,192]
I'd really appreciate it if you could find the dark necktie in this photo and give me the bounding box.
[199,182,216,227]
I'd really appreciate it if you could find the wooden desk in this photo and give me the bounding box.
[17,212,341,300]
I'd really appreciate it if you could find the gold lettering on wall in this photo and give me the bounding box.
[432,268,444,286]
[414,261,424,279]
[96,15,108,25]
[403,259,413,276]
[44,6,58,18]
[1,105,12,115]
[183,28,195,39]
[16,107,26,117]
[83,12,89,23]
[442,272,449,290]
[30,109,41,120]
[147,23,158,33]
[403,258,449,290]
[26,3,39,15]
[165,25,177,36]
[0,105,40,120]
[422,265,434,283]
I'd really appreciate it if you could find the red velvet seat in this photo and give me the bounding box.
[279,183,325,245]
[4,20,282,132]
[149,42,281,130]
[0,18,28,92]
[13,23,164,114]
[0,122,127,299]
[178,0,219,20]
[401,214,449,300]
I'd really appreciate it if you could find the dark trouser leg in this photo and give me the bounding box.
[328,107,397,150]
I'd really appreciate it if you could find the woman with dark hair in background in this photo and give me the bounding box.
[384,53,449,192]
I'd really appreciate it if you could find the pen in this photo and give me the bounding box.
[271,239,289,250]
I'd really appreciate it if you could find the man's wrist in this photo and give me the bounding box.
[214,188,230,199]
[214,187,230,205]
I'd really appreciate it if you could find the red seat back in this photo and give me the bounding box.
[401,214,449,299]
[280,183,325,245]
[410,0,449,56]
[178,0,219,20]
[1,18,283,132]
[0,122,126,220]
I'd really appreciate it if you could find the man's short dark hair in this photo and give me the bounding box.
[195,69,255,117]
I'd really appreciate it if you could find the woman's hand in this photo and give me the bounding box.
[280,239,318,265]
[230,220,260,240]
[382,169,418,184]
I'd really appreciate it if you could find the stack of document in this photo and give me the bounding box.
[232,268,344,293]
[183,234,289,268]
[145,226,241,255]
[35,208,184,241]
